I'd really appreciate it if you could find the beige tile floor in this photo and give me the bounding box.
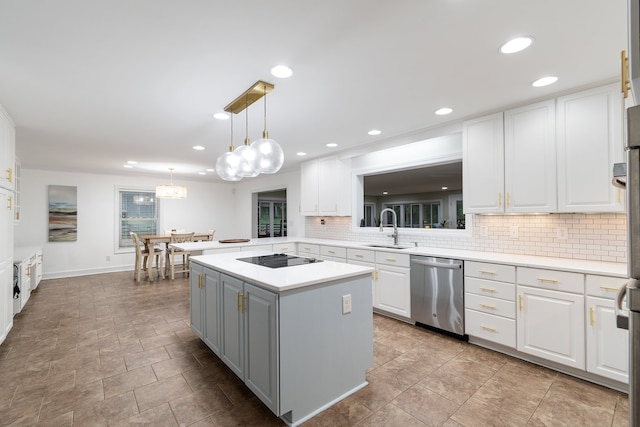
[0,271,630,426]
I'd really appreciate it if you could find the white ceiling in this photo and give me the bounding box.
[0,1,627,183]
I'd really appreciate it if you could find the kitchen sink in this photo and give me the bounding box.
[364,244,412,250]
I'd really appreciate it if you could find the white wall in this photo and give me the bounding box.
[14,169,238,278]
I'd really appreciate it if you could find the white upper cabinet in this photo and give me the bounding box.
[504,100,557,213]
[463,84,623,214]
[300,155,351,216]
[556,83,624,212]
[0,106,15,193]
[463,112,504,213]
[464,101,556,214]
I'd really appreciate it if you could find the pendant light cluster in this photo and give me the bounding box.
[215,81,284,181]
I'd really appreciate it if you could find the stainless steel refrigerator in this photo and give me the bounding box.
[616,104,640,427]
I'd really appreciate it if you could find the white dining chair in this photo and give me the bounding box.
[168,232,195,280]
[130,232,164,282]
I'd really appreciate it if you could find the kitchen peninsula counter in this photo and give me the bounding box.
[189,251,373,427]
[175,236,627,277]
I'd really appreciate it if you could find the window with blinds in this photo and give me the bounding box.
[118,189,158,248]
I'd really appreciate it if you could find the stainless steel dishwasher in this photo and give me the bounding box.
[410,256,465,337]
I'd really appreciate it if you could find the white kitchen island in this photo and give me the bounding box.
[188,251,374,427]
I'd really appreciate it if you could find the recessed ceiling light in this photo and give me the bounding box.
[435,107,453,116]
[270,65,293,78]
[193,145,205,151]
[326,143,338,148]
[382,191,388,195]
[213,112,230,120]
[127,160,137,165]
[442,186,448,190]
[206,168,214,172]
[198,171,206,175]
[123,164,133,168]
[297,152,307,156]
[531,76,558,87]
[368,129,382,136]
[500,36,534,54]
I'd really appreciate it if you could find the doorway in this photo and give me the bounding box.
[255,189,287,238]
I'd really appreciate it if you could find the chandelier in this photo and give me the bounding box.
[155,168,187,199]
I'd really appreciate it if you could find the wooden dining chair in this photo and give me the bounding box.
[130,232,164,282]
[168,232,195,280]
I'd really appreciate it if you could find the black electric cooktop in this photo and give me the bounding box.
[238,253,322,269]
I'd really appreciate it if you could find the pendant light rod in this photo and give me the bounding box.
[228,114,234,151]
[244,98,251,146]
[262,85,269,139]
[223,80,274,114]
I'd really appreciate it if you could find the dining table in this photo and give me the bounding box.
[139,232,212,281]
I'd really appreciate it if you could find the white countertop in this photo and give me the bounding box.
[13,246,42,263]
[175,237,628,278]
[190,250,374,292]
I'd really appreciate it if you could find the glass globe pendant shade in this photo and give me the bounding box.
[249,132,284,174]
[234,142,259,177]
[215,151,244,182]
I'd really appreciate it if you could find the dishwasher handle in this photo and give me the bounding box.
[411,259,462,269]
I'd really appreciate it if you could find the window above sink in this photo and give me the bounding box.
[349,132,472,237]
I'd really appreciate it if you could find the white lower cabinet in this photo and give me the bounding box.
[297,243,320,259]
[346,248,410,319]
[464,261,516,348]
[373,252,410,319]
[0,257,11,344]
[586,296,628,383]
[319,245,346,263]
[517,285,585,370]
[585,274,629,383]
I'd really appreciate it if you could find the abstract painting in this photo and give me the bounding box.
[48,185,77,241]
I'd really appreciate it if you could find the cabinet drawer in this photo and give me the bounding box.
[297,243,320,255]
[241,244,273,252]
[464,276,515,301]
[465,261,515,283]
[320,245,346,259]
[465,293,516,319]
[273,243,296,253]
[375,251,410,267]
[586,274,628,299]
[347,248,375,263]
[518,267,584,294]
[465,309,516,348]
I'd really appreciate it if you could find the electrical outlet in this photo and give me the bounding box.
[509,225,519,239]
[556,227,568,240]
[342,294,352,314]
[106,255,111,261]
[480,226,489,237]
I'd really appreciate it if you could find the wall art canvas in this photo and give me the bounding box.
[48,185,77,241]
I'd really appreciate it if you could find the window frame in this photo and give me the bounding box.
[114,186,161,254]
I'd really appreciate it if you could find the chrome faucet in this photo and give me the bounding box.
[379,208,399,245]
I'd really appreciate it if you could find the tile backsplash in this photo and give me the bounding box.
[305,213,627,263]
